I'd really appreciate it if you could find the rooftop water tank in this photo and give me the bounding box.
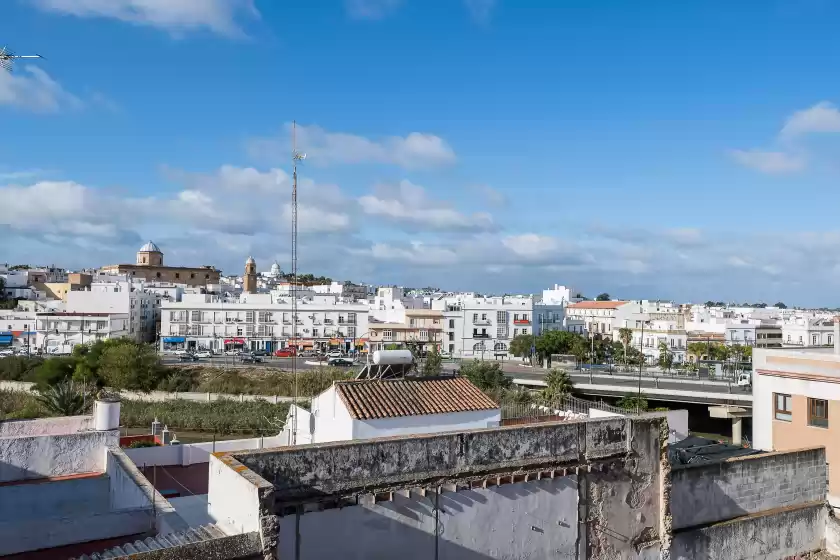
[372,349,414,365]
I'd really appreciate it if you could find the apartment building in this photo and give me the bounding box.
[36,312,130,351]
[367,309,444,353]
[565,300,633,338]
[725,319,783,348]
[159,294,369,353]
[782,317,835,347]
[432,295,532,358]
[65,280,159,343]
[0,310,37,351]
[753,325,840,506]
[626,313,688,364]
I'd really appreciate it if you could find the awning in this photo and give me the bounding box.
[224,338,245,345]
[288,340,313,347]
[0,335,12,346]
[162,337,185,343]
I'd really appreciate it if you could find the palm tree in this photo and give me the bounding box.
[541,369,574,404]
[35,381,92,416]
[618,327,633,367]
[658,341,674,372]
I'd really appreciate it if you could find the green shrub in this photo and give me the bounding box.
[0,356,43,382]
[119,398,291,435]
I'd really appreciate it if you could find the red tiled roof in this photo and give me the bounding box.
[335,377,498,420]
[567,301,629,310]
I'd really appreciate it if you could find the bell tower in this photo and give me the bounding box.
[243,256,257,294]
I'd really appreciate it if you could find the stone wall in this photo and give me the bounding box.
[669,447,826,529]
[0,414,94,437]
[0,429,118,482]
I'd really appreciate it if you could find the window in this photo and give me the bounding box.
[449,319,455,329]
[481,313,487,321]
[774,393,792,422]
[312,328,319,338]
[383,330,393,340]
[799,336,803,344]
[522,328,528,335]
[156,272,161,278]
[813,335,818,346]
[808,398,828,428]
[514,313,519,321]
[513,328,518,336]
[205,274,210,279]
[473,313,478,322]
[449,344,455,354]
[448,332,454,341]
[190,273,195,279]
[419,330,428,340]
[175,273,180,279]
[410,318,416,327]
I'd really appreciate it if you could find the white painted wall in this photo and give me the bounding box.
[0,430,117,483]
[0,414,94,437]
[124,435,286,467]
[310,385,354,444]
[207,454,262,535]
[352,409,502,440]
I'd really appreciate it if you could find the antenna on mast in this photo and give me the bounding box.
[290,121,306,445]
[0,46,43,73]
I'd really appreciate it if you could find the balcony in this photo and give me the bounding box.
[473,333,491,339]
[473,318,491,325]
[339,319,356,325]
[171,317,188,323]
[513,319,531,325]
[324,319,335,325]
[282,319,292,325]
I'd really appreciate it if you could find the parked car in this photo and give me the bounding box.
[194,351,212,359]
[328,357,354,367]
[327,350,344,359]
[252,349,269,357]
[179,353,199,362]
[240,354,263,364]
[274,348,297,358]
[0,349,14,357]
[299,349,317,358]
[224,349,239,356]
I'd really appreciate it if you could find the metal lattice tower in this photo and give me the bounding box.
[290,121,306,444]
[0,46,43,72]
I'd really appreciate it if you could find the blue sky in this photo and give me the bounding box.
[3,0,840,305]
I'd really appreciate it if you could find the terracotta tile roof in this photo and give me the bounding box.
[567,300,630,310]
[335,377,499,420]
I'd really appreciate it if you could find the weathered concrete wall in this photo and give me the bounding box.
[236,417,640,503]
[124,434,287,467]
[0,474,110,520]
[277,477,579,560]
[670,502,826,560]
[670,447,826,529]
[98,533,262,560]
[0,429,118,482]
[0,414,94,437]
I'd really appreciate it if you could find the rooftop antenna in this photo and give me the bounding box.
[290,121,306,445]
[0,46,43,73]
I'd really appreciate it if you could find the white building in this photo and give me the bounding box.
[285,377,501,445]
[725,318,783,348]
[0,310,37,351]
[782,317,835,348]
[565,300,634,338]
[312,281,370,302]
[370,286,427,323]
[160,294,369,353]
[540,284,582,306]
[431,294,533,358]
[35,312,130,352]
[65,280,159,342]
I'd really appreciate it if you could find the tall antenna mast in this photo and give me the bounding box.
[290,121,306,445]
[0,46,43,73]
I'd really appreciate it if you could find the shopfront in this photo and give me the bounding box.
[224,337,246,351]
[161,336,186,351]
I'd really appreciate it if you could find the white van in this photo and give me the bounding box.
[736,372,751,388]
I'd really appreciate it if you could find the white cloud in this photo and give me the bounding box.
[471,184,507,206]
[729,149,805,174]
[501,234,559,257]
[0,65,82,113]
[31,0,259,36]
[345,0,403,19]
[780,101,840,138]
[464,0,495,23]
[248,123,456,169]
[358,180,495,232]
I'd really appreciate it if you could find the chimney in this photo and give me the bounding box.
[151,418,161,438]
[835,317,840,355]
[161,425,172,445]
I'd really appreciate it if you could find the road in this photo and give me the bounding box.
[161,356,325,370]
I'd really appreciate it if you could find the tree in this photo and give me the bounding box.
[421,347,443,377]
[541,369,574,403]
[571,336,589,368]
[509,334,532,360]
[617,393,648,412]
[658,342,673,372]
[35,381,92,416]
[595,293,610,301]
[535,330,580,366]
[33,356,78,389]
[775,302,788,309]
[459,360,511,392]
[98,342,164,392]
[618,327,633,366]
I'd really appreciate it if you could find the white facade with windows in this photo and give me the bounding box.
[782,318,834,348]
[36,312,130,351]
[566,301,634,338]
[65,280,159,342]
[431,295,533,358]
[159,295,369,352]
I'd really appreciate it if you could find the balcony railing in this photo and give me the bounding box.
[473,318,491,325]
[339,319,356,325]
[324,319,335,324]
[513,319,531,325]
[473,333,491,339]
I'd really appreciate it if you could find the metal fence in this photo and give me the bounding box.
[500,394,634,423]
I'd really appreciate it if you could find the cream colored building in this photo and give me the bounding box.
[753,324,840,505]
[368,309,443,352]
[100,241,220,288]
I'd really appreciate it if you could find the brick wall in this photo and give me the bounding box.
[670,447,826,530]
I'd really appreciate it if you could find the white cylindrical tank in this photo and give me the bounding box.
[94,397,121,431]
[372,349,414,365]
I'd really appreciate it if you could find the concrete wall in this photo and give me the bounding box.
[0,429,118,482]
[278,477,579,560]
[670,502,826,560]
[124,435,287,467]
[670,447,826,529]
[353,408,502,441]
[207,454,263,535]
[310,385,353,444]
[0,474,110,521]
[0,414,94,437]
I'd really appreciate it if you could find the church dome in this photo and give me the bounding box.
[246,256,256,265]
[270,261,281,275]
[139,241,161,253]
